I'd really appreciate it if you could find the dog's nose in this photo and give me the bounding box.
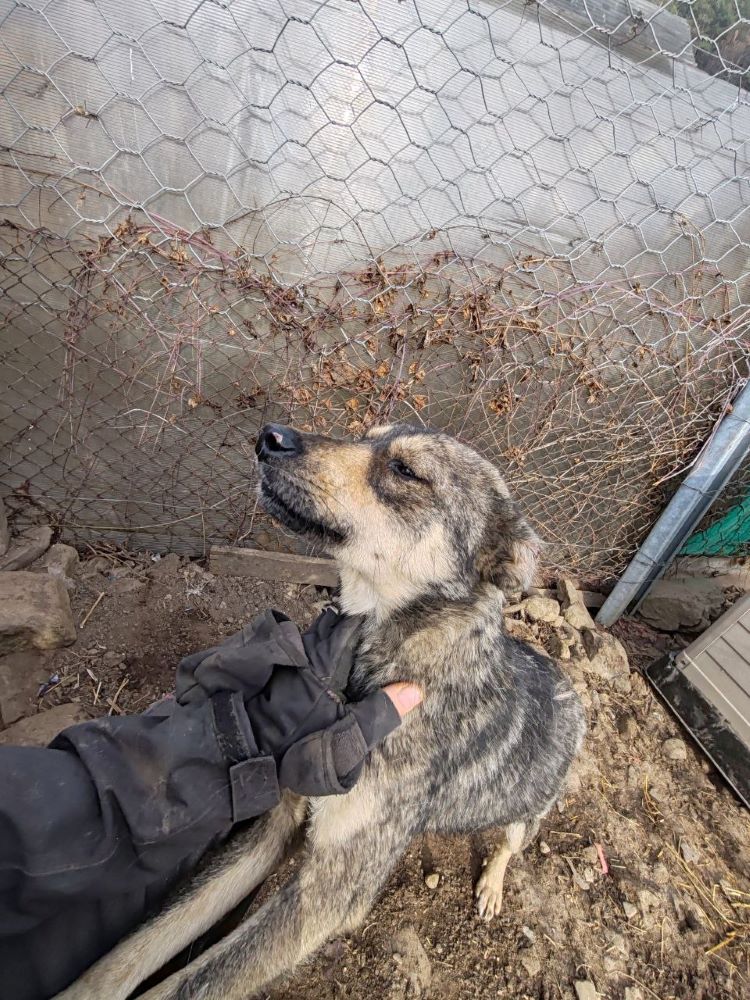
[255,423,302,461]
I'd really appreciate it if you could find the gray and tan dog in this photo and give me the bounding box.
[59,423,585,1000]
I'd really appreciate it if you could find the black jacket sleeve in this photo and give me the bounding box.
[0,607,401,940]
[0,696,265,935]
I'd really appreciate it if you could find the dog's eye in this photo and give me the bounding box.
[389,459,419,481]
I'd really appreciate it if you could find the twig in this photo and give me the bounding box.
[107,677,129,716]
[80,592,105,629]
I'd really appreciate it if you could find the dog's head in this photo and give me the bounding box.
[256,423,539,613]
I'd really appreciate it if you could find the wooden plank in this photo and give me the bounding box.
[209,546,339,588]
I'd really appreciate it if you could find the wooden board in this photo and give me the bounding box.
[209,546,338,588]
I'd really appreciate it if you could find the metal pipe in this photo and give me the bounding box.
[596,380,750,627]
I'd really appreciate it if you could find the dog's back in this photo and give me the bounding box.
[59,424,585,1000]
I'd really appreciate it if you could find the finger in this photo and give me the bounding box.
[381,682,423,718]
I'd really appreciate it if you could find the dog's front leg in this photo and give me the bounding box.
[140,817,408,1000]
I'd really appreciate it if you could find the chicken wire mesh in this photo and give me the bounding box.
[1,0,749,584]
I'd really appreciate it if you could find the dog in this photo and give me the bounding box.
[59,423,585,1000]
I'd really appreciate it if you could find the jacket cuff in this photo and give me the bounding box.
[211,690,281,820]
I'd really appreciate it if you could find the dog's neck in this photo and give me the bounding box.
[337,565,425,622]
[337,563,476,623]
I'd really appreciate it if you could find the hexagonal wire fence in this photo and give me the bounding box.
[1,0,749,585]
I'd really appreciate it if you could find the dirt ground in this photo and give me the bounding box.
[26,550,750,1000]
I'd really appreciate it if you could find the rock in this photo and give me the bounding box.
[0,651,52,726]
[424,873,440,890]
[625,989,643,1000]
[618,715,638,739]
[564,603,596,630]
[639,577,726,632]
[548,631,574,660]
[637,888,661,914]
[109,576,146,596]
[39,543,79,577]
[580,628,629,681]
[647,783,668,803]
[0,500,9,556]
[557,577,582,609]
[582,846,599,865]
[102,651,126,667]
[149,553,183,577]
[390,926,431,997]
[79,556,111,578]
[539,840,551,855]
[0,525,53,572]
[574,981,597,1000]
[520,953,541,977]
[663,737,687,761]
[622,901,638,919]
[523,596,561,623]
[521,925,536,943]
[612,672,633,694]
[607,932,628,956]
[0,572,77,653]
[652,863,670,886]
[680,839,700,864]
[0,703,88,746]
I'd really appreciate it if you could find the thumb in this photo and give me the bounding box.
[381,682,423,719]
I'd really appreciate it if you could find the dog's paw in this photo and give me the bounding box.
[474,872,503,921]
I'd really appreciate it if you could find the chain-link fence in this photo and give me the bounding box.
[680,457,750,559]
[1,0,749,584]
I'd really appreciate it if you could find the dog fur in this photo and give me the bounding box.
[58,423,585,1000]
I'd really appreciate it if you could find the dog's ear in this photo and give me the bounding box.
[475,497,541,595]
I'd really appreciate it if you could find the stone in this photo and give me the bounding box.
[581,628,629,681]
[520,953,541,977]
[0,525,53,572]
[564,603,596,630]
[78,556,112,578]
[109,576,146,596]
[39,543,79,577]
[607,932,627,956]
[625,989,644,1000]
[522,596,561,623]
[663,737,688,761]
[574,981,597,1000]
[539,840,551,855]
[0,651,52,726]
[548,632,574,660]
[424,872,440,890]
[102,650,126,667]
[149,552,183,576]
[637,888,661,914]
[557,577,582,609]
[612,672,633,694]
[639,577,726,632]
[680,839,701,864]
[622,901,638,919]
[390,926,431,998]
[0,572,77,653]
[0,500,9,556]
[0,703,88,746]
